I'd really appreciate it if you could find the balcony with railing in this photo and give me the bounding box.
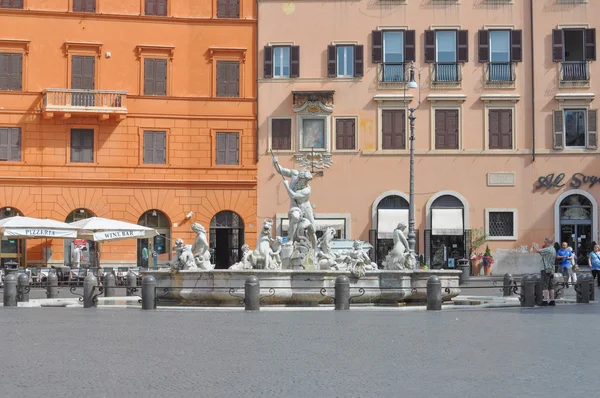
[560,61,589,82]
[433,63,461,83]
[42,89,128,120]
[379,63,407,83]
[487,62,515,83]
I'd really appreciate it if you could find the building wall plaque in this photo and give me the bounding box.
[487,172,515,187]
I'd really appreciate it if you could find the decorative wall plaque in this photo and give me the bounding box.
[487,172,515,187]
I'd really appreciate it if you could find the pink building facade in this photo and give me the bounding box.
[258,0,599,274]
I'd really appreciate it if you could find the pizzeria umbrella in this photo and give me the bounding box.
[68,217,158,242]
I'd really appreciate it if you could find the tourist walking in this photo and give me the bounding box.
[557,242,574,288]
[567,246,578,284]
[535,237,557,306]
[589,244,600,288]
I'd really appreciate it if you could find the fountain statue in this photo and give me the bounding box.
[382,222,416,270]
[317,227,377,277]
[191,223,215,270]
[229,244,253,270]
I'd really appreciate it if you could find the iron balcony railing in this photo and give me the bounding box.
[487,62,515,82]
[380,63,407,83]
[560,61,589,82]
[433,62,461,83]
[42,89,128,113]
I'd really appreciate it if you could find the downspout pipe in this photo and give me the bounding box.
[530,0,536,162]
[255,0,260,164]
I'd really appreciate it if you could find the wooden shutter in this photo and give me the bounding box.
[327,45,337,77]
[488,109,500,149]
[552,29,563,62]
[478,30,489,63]
[217,0,227,17]
[144,131,166,164]
[263,46,273,78]
[71,56,83,89]
[272,119,291,150]
[226,62,239,97]
[382,110,405,150]
[143,131,155,163]
[144,58,154,95]
[8,128,20,161]
[73,0,82,11]
[372,30,383,63]
[553,109,564,150]
[585,28,596,61]
[228,0,240,18]
[82,56,95,90]
[587,109,597,149]
[0,128,9,161]
[457,30,469,63]
[74,0,96,12]
[157,0,167,16]
[145,0,155,15]
[216,133,227,164]
[511,30,523,62]
[155,59,167,96]
[70,130,82,162]
[435,110,459,149]
[489,109,512,149]
[216,61,227,97]
[290,46,300,78]
[10,54,21,90]
[354,45,364,77]
[82,130,94,163]
[404,30,416,63]
[336,118,356,150]
[226,133,239,165]
[424,30,436,63]
[0,54,8,90]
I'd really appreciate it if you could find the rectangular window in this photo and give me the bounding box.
[436,31,457,63]
[0,53,22,91]
[383,31,404,82]
[143,131,166,164]
[215,132,239,165]
[488,109,512,149]
[0,127,21,162]
[0,0,23,9]
[143,58,167,96]
[489,31,511,81]
[70,129,94,163]
[337,45,355,77]
[426,30,467,82]
[564,109,586,147]
[273,47,290,78]
[553,109,597,150]
[335,118,356,150]
[486,210,516,239]
[216,61,240,97]
[73,0,96,12]
[71,55,95,106]
[553,28,595,81]
[145,0,167,16]
[271,119,292,150]
[381,109,405,150]
[217,0,240,18]
[435,109,459,149]
[328,44,363,78]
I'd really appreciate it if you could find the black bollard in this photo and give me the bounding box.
[589,274,596,301]
[334,275,350,310]
[427,275,442,311]
[503,273,514,297]
[579,274,590,304]
[47,270,59,299]
[17,273,29,303]
[532,274,544,306]
[83,273,98,308]
[141,275,157,310]
[126,271,137,296]
[520,274,535,308]
[104,271,116,298]
[244,275,260,311]
[3,274,17,307]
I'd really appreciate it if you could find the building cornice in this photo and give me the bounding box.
[480,94,521,102]
[555,93,595,102]
[0,177,257,189]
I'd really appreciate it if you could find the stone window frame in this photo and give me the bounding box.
[135,45,174,97]
[208,47,246,98]
[481,94,520,152]
[332,115,359,153]
[210,129,244,168]
[0,39,29,92]
[268,116,294,153]
[66,125,99,166]
[555,23,592,89]
[373,94,412,154]
[296,114,331,153]
[485,208,518,241]
[137,127,170,167]
[554,93,596,152]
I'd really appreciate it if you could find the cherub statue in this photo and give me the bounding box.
[270,236,283,270]
[229,244,252,270]
[171,238,185,270]
[345,240,378,277]
[191,223,215,270]
[180,245,197,270]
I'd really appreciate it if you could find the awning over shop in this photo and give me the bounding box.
[0,216,79,238]
[377,209,408,239]
[432,208,464,236]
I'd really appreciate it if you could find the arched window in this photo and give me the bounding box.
[0,207,24,268]
[428,194,465,269]
[137,210,171,268]
[210,211,244,269]
[64,209,98,267]
[559,194,594,265]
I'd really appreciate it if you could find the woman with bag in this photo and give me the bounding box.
[588,244,600,288]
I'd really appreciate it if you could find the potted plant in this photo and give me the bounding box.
[469,228,487,276]
[482,245,494,276]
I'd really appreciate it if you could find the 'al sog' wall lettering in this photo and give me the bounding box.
[535,173,600,190]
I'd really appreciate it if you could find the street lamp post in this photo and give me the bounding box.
[404,63,422,254]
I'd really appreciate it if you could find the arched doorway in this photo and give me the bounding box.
[427,193,466,269]
[372,193,409,267]
[557,193,595,266]
[137,210,171,269]
[0,207,24,268]
[64,209,98,267]
[210,211,244,269]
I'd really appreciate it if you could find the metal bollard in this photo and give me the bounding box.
[426,275,442,311]
[47,270,59,299]
[520,274,535,308]
[83,273,98,309]
[3,274,17,307]
[141,275,157,310]
[126,271,137,296]
[589,274,596,301]
[104,271,116,297]
[503,273,514,297]
[17,273,30,303]
[334,275,350,310]
[579,274,590,304]
[532,274,544,306]
[244,276,260,311]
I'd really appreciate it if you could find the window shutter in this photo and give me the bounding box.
[157,0,167,16]
[8,128,21,161]
[226,62,239,97]
[382,110,405,150]
[585,28,596,61]
[263,46,273,78]
[502,110,513,149]
[229,0,240,18]
[446,110,459,149]
[226,133,239,165]
[216,0,226,17]
[0,54,8,90]
[435,111,445,149]
[478,30,489,63]
[553,109,564,150]
[272,119,291,150]
[216,133,227,164]
[587,109,597,149]
[327,45,337,77]
[552,29,563,62]
[372,30,383,63]
[354,45,364,77]
[404,30,416,63]
[82,130,94,163]
[0,128,8,161]
[144,58,154,95]
[71,131,81,162]
[71,56,82,89]
[488,109,500,149]
[394,110,405,149]
[424,30,436,63]
[216,61,226,97]
[457,30,469,63]
[155,59,167,96]
[144,132,154,163]
[74,0,82,11]
[89,0,96,12]
[336,119,345,150]
[82,56,95,90]
[290,45,300,78]
[511,30,523,62]
[145,0,155,15]
[156,132,166,164]
[9,53,22,91]
[271,119,281,150]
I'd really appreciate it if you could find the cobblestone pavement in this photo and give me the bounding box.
[0,304,599,398]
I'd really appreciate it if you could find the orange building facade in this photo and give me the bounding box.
[0,0,257,269]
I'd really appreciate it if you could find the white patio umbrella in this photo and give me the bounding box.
[68,217,158,242]
[0,216,79,238]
